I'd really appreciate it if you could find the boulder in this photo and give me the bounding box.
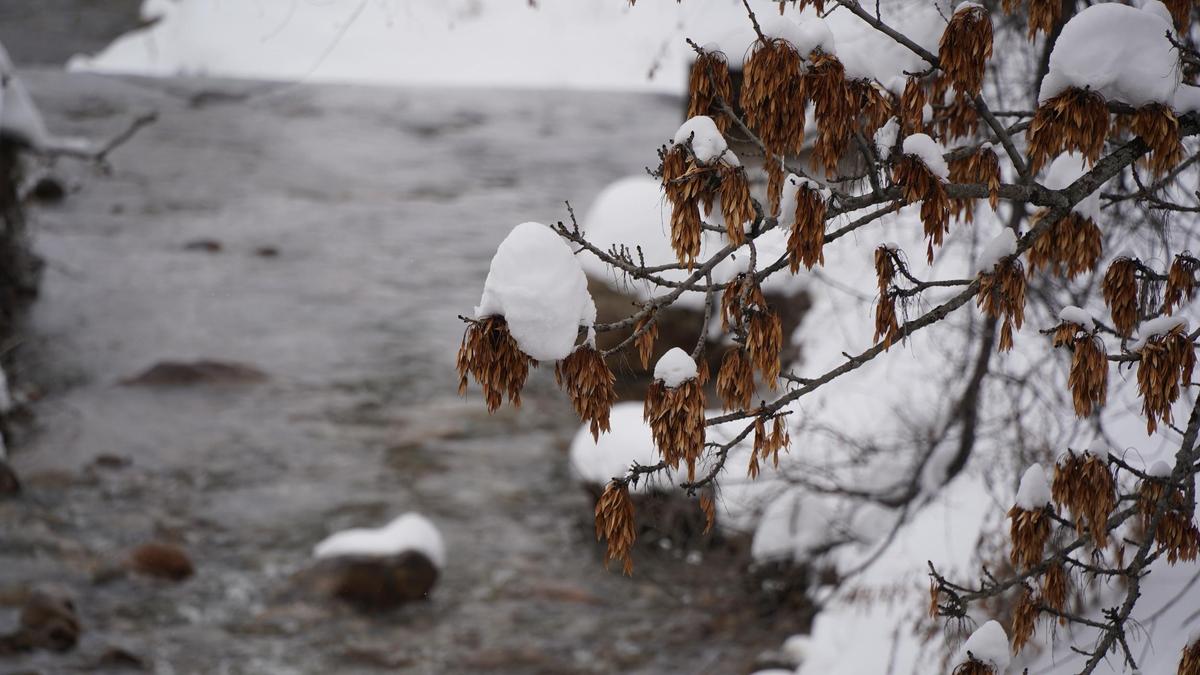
[298,551,438,611]
[2,586,82,653]
[127,542,195,581]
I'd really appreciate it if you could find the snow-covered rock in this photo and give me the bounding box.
[475,222,596,361]
[654,348,697,387]
[314,512,446,569]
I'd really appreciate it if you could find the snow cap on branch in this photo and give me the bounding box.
[901,133,948,179]
[976,228,1017,273]
[672,115,729,164]
[1057,305,1095,331]
[475,222,596,361]
[759,14,836,56]
[1130,315,1189,351]
[959,620,1011,671]
[1014,463,1052,510]
[1042,153,1102,220]
[653,347,698,388]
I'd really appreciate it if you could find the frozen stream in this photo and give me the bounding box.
[0,72,799,674]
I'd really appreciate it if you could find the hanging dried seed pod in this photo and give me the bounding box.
[1180,635,1200,675]
[555,345,616,441]
[594,481,637,575]
[1165,254,1200,315]
[1068,335,1108,418]
[874,244,899,294]
[644,349,706,480]
[699,493,716,535]
[938,5,993,97]
[875,293,903,350]
[1102,257,1141,337]
[1135,320,1196,434]
[1051,450,1116,548]
[753,415,790,472]
[719,164,754,246]
[805,50,855,177]
[936,88,980,142]
[893,137,951,264]
[741,38,807,157]
[948,145,1001,222]
[1001,0,1021,14]
[899,76,927,136]
[1027,0,1061,38]
[1041,561,1069,621]
[1162,0,1193,31]
[456,316,536,412]
[1028,88,1110,173]
[1010,585,1039,655]
[850,78,892,137]
[766,158,786,217]
[687,50,733,134]
[634,315,657,370]
[1131,103,1184,177]
[1009,464,1053,569]
[977,257,1026,352]
[1137,465,1200,564]
[716,348,755,411]
[747,309,784,388]
[721,273,767,333]
[788,179,829,271]
[954,621,1008,675]
[1025,210,1102,279]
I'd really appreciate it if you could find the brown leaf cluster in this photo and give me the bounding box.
[1066,334,1108,418]
[977,259,1026,352]
[748,309,784,387]
[1026,210,1102,279]
[1131,103,1183,177]
[555,345,616,441]
[687,51,733,134]
[716,348,755,412]
[788,183,828,271]
[1163,0,1193,31]
[748,415,790,479]
[660,144,712,269]
[595,481,636,575]
[1138,478,1200,564]
[900,76,928,136]
[721,273,767,333]
[949,145,1001,221]
[1136,325,1196,434]
[644,378,706,481]
[850,78,892,138]
[699,493,716,535]
[938,6,993,96]
[953,659,995,675]
[893,154,950,264]
[1042,561,1069,621]
[719,164,754,245]
[936,89,981,143]
[634,315,658,369]
[1164,254,1200,315]
[875,290,903,350]
[456,317,535,412]
[805,51,855,177]
[1051,451,1116,548]
[741,39,806,157]
[1102,257,1140,337]
[1027,0,1061,38]
[1011,585,1040,655]
[1181,636,1200,675]
[1008,505,1051,570]
[1028,88,1110,173]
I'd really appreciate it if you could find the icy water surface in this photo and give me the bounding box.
[0,72,798,674]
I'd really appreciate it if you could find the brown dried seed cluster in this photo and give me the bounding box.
[1136,325,1196,434]
[977,259,1026,352]
[1026,210,1102,279]
[900,76,927,136]
[660,144,714,269]
[1131,103,1184,177]
[1138,476,1200,564]
[1028,88,1110,173]
[1066,334,1109,418]
[1181,636,1200,675]
[1009,504,1052,570]
[699,493,716,535]
[875,291,903,350]
[893,155,951,264]
[949,146,1001,221]
[721,274,767,333]
[1027,0,1061,38]
[1102,257,1140,337]
[788,183,828,271]
[747,309,784,388]
[748,415,790,479]
[456,317,536,412]
[850,79,892,137]
[644,378,706,481]
[1042,561,1069,621]
[1051,452,1116,548]
[634,315,657,370]
[716,348,755,412]
[687,51,733,134]
[1164,254,1200,315]
[741,39,806,157]
[555,345,616,441]
[1163,0,1193,31]
[936,89,980,143]
[938,6,992,97]
[595,481,636,575]
[805,51,855,177]
[953,658,996,675]
[719,165,754,246]
[1011,585,1040,654]
[766,159,786,217]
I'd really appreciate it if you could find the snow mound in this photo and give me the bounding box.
[654,348,697,387]
[873,118,899,160]
[475,222,596,361]
[569,402,660,490]
[976,228,1016,273]
[959,620,1010,671]
[1039,2,1179,106]
[760,15,836,56]
[1058,305,1094,331]
[778,173,830,229]
[1042,153,1101,220]
[1131,315,1189,351]
[314,513,446,568]
[901,134,948,179]
[673,115,728,164]
[1147,459,1173,477]
[0,41,53,149]
[1014,464,1052,510]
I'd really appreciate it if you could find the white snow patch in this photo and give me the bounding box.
[475,222,596,361]
[1057,306,1095,331]
[759,14,836,56]
[569,402,661,491]
[959,620,1010,672]
[874,118,900,160]
[1014,464,1052,510]
[1042,153,1101,221]
[901,134,948,180]
[778,173,830,229]
[314,513,446,568]
[654,348,697,387]
[976,228,1016,273]
[1131,316,1189,351]
[1147,459,1173,477]
[673,115,728,164]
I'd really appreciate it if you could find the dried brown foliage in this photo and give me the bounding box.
[1028,88,1110,173]
[788,183,828,271]
[457,316,535,412]
[936,89,981,143]
[687,51,733,134]
[1181,637,1200,675]
[748,308,784,387]
[1026,210,1102,279]
[767,158,786,217]
[1102,257,1140,337]
[949,145,1001,221]
[1065,333,1108,418]
[1163,0,1193,31]
[1042,561,1069,620]
[1027,0,1061,38]
[1009,505,1052,570]
[850,78,892,137]
[595,482,636,575]
[953,659,995,675]
[741,39,806,157]
[1165,254,1200,315]
[634,315,658,369]
[722,273,767,333]
[1136,324,1196,434]
[749,415,790,479]
[699,493,716,535]
[900,76,928,135]
[977,259,1026,352]
[1138,477,1200,564]
[555,345,616,441]
[939,6,992,97]
[644,378,706,480]
[893,154,951,263]
[716,348,755,411]
[875,291,903,350]
[719,164,754,245]
[806,51,855,176]
[1051,452,1116,548]
[660,144,712,269]
[1011,585,1039,654]
[874,245,898,294]
[1131,103,1184,177]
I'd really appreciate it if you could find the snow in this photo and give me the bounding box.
[1057,305,1095,331]
[1147,459,1172,477]
[1014,464,1052,510]
[1042,153,1102,221]
[654,347,698,388]
[778,173,830,229]
[313,513,446,569]
[873,118,899,160]
[673,115,728,164]
[0,41,52,149]
[901,134,949,180]
[569,402,661,490]
[1039,2,1180,106]
[1131,315,1189,351]
[475,222,596,361]
[759,14,837,56]
[975,229,1017,273]
[959,620,1010,672]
